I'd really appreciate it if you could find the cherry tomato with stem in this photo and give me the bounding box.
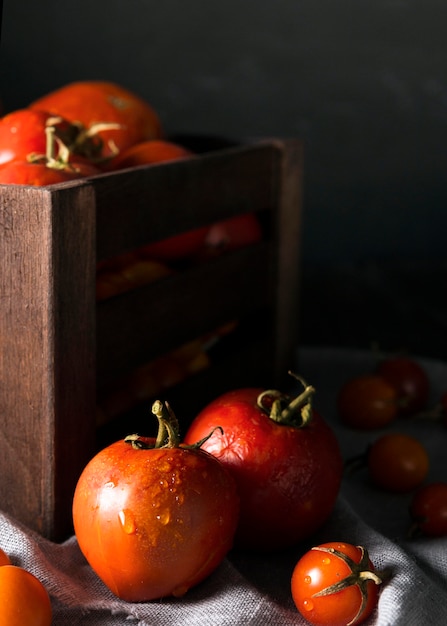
[409,482,447,537]
[376,356,430,416]
[347,433,429,493]
[337,374,399,430]
[184,375,343,551]
[0,565,52,626]
[73,400,239,601]
[291,542,388,626]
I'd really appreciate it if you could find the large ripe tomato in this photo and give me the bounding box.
[291,542,386,626]
[184,378,343,551]
[337,374,399,430]
[376,356,430,416]
[30,81,163,160]
[0,565,52,626]
[73,400,239,601]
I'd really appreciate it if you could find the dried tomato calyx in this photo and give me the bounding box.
[311,545,386,626]
[256,372,315,428]
[124,400,223,451]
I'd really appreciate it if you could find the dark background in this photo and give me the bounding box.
[1,0,446,359]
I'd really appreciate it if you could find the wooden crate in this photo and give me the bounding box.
[0,138,303,540]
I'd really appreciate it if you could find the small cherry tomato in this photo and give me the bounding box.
[291,542,386,626]
[337,374,399,430]
[0,565,52,626]
[409,482,447,537]
[184,377,343,551]
[376,356,430,416]
[0,547,11,566]
[366,433,429,492]
[73,400,239,601]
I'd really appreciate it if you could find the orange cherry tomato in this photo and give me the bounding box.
[337,374,399,430]
[200,213,263,257]
[291,542,386,626]
[29,81,163,160]
[0,547,11,566]
[367,433,429,492]
[0,565,52,626]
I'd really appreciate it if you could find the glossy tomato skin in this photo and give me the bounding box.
[291,542,380,626]
[72,438,239,601]
[337,374,399,430]
[30,81,163,159]
[0,565,52,626]
[184,388,343,551]
[376,357,430,416]
[0,109,60,165]
[0,159,101,186]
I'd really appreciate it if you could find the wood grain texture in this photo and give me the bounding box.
[0,139,302,539]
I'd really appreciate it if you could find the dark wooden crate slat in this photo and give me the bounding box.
[269,139,304,384]
[0,182,96,539]
[0,138,303,540]
[96,241,273,385]
[93,142,277,262]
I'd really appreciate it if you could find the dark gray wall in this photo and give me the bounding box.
[1,0,446,265]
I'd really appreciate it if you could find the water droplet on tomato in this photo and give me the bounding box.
[303,599,314,612]
[104,481,115,489]
[322,557,331,565]
[118,509,136,534]
[156,510,171,525]
[304,575,312,584]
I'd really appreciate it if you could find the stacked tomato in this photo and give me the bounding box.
[0,547,52,626]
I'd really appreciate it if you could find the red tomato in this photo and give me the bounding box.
[0,565,52,626]
[0,548,11,566]
[0,158,101,186]
[376,356,430,416]
[106,138,192,171]
[200,213,263,256]
[184,380,343,551]
[367,433,429,493]
[337,374,399,430]
[291,542,386,626]
[30,81,163,160]
[409,482,447,537]
[0,109,61,165]
[73,400,239,601]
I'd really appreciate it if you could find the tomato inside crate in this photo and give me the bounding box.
[0,138,302,539]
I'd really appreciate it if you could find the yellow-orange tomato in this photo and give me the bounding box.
[0,547,11,566]
[0,565,52,626]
